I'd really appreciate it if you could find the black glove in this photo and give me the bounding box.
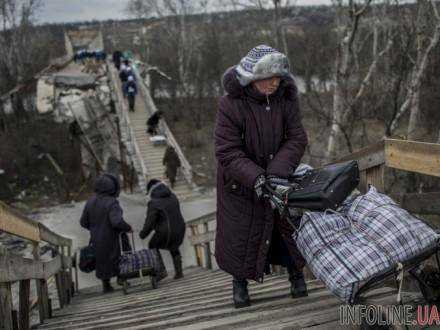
[266,176,290,212]
[269,194,284,211]
[254,174,266,199]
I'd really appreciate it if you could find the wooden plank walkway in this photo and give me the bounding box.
[109,65,194,200]
[35,267,403,330]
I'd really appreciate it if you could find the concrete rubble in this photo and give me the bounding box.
[35,62,120,179]
[54,72,96,89]
[36,78,55,114]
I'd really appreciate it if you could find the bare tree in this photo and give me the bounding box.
[325,0,395,160]
[219,0,293,51]
[0,0,42,89]
[127,0,202,97]
[388,0,440,140]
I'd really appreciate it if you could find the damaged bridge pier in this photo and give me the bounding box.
[34,29,197,199]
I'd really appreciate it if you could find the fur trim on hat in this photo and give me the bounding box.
[222,66,298,101]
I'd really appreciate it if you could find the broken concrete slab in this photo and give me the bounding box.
[36,77,55,114]
[98,85,110,94]
[54,72,96,89]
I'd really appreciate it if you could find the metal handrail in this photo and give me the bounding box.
[133,66,194,187]
[107,62,149,187]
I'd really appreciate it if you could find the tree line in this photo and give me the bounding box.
[124,0,440,164]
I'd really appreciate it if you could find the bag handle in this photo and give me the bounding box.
[119,231,136,254]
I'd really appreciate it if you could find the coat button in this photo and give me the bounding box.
[266,240,270,245]
[232,184,237,190]
[269,154,274,160]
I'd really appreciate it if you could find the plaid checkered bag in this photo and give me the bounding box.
[295,185,439,304]
[119,249,167,280]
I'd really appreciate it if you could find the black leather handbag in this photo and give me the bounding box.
[266,160,360,212]
[287,160,360,211]
[79,244,96,273]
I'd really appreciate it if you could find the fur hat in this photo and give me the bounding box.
[235,45,290,86]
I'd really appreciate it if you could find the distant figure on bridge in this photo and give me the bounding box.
[73,49,86,63]
[113,50,122,70]
[163,145,181,188]
[124,76,137,112]
[146,110,164,136]
[119,64,129,83]
[95,50,107,62]
[140,179,185,279]
[214,45,309,308]
[126,66,136,80]
[80,173,133,293]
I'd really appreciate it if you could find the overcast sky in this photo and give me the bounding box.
[37,0,332,24]
[37,0,129,23]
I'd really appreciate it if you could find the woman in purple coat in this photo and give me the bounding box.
[80,174,132,293]
[214,45,308,308]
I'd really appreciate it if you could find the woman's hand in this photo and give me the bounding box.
[254,174,266,199]
[266,175,289,188]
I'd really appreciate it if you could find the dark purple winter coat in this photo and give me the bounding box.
[80,174,132,280]
[214,67,308,281]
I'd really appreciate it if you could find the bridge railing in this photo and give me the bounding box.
[186,211,216,270]
[333,138,440,216]
[108,62,148,191]
[133,67,195,188]
[188,138,440,271]
[0,201,76,330]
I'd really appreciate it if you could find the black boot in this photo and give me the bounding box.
[172,253,183,279]
[288,268,308,298]
[102,279,114,294]
[233,278,250,308]
[117,276,129,287]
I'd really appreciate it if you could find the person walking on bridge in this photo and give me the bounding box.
[163,145,181,188]
[146,110,164,136]
[139,179,185,279]
[80,173,132,293]
[113,50,122,70]
[126,66,136,81]
[214,45,309,308]
[119,64,128,84]
[124,75,137,112]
